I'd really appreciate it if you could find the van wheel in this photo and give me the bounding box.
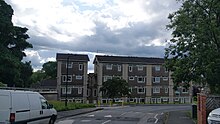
[49,115,56,124]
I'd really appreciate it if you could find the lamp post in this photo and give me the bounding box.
[65,56,70,107]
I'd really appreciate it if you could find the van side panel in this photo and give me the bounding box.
[0,91,10,123]
[28,93,44,124]
[11,92,30,122]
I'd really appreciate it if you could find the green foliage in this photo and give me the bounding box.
[0,82,6,87]
[42,61,57,79]
[48,101,95,112]
[30,70,47,84]
[165,0,220,94]
[19,61,33,87]
[0,0,33,86]
[100,77,130,99]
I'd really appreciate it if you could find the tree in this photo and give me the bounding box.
[165,0,220,93]
[100,77,130,100]
[0,0,32,86]
[19,61,33,87]
[30,70,47,84]
[42,61,57,79]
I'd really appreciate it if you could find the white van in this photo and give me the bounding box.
[0,90,57,124]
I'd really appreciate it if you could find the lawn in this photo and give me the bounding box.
[49,101,95,112]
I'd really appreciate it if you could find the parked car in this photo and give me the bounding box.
[208,108,220,124]
[0,90,57,124]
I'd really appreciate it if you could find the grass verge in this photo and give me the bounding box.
[49,101,95,112]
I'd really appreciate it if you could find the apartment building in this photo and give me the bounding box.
[93,55,192,104]
[56,53,89,103]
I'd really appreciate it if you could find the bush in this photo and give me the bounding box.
[49,101,95,112]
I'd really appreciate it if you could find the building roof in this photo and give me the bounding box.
[56,53,89,62]
[94,55,164,64]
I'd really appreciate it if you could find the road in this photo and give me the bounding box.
[55,105,191,124]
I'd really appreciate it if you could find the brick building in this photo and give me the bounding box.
[56,53,89,103]
[92,55,192,104]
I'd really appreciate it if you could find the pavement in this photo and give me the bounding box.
[57,107,196,124]
[166,111,195,124]
[57,107,103,119]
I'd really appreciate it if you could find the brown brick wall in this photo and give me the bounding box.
[197,93,207,124]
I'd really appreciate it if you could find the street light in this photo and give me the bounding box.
[65,56,70,107]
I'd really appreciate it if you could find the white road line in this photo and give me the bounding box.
[120,112,127,116]
[154,114,159,123]
[102,120,111,124]
[88,114,95,117]
[104,115,112,118]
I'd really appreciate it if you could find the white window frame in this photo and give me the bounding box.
[153,87,160,93]
[137,87,145,94]
[79,64,83,70]
[165,87,169,93]
[62,75,72,82]
[129,76,134,80]
[163,97,168,101]
[155,65,160,71]
[153,77,160,83]
[182,88,188,93]
[163,77,168,81]
[103,76,112,82]
[137,65,143,71]
[78,87,82,94]
[118,65,121,71]
[106,64,112,70]
[129,66,133,72]
[137,77,145,83]
[62,87,71,94]
[76,75,82,80]
[66,62,73,68]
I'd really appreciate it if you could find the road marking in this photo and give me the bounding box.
[120,112,127,116]
[81,120,91,122]
[55,120,75,124]
[102,120,111,124]
[154,114,159,123]
[88,114,95,117]
[104,115,112,118]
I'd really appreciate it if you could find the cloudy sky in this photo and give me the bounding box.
[5,0,181,72]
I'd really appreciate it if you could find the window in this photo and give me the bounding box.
[62,75,72,82]
[137,65,143,71]
[163,77,168,81]
[129,87,133,93]
[129,66,133,72]
[153,87,160,93]
[165,87,168,93]
[137,87,145,94]
[66,62,73,68]
[153,77,160,83]
[165,67,169,73]
[163,97,168,101]
[40,98,48,109]
[103,76,112,82]
[78,87,82,94]
[76,75,82,80]
[79,64,83,70]
[93,89,97,97]
[61,87,71,94]
[137,77,145,83]
[182,88,188,93]
[118,65,121,71]
[155,65,160,71]
[106,64,112,70]
[129,76,134,80]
